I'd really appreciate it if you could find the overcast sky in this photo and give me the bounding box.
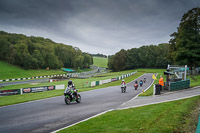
[0,0,199,55]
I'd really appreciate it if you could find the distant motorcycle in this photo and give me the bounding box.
[64,85,81,105]
[121,83,126,93]
[144,78,146,83]
[139,80,143,87]
[134,83,138,90]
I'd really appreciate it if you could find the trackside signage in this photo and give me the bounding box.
[0,89,21,96]
[22,86,55,93]
[0,85,62,96]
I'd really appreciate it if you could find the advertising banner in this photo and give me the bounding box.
[29,86,48,93]
[55,84,65,89]
[22,86,55,93]
[111,78,117,82]
[0,89,21,96]
[22,88,32,93]
[47,86,55,90]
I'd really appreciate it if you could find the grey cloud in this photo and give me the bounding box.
[0,0,199,55]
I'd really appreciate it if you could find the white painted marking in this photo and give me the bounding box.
[51,109,114,133]
[121,73,157,106]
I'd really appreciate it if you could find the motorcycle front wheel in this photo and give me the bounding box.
[76,94,81,103]
[65,96,71,105]
[121,88,124,93]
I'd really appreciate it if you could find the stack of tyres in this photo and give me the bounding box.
[155,84,161,95]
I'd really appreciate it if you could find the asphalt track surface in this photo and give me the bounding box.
[0,73,153,133]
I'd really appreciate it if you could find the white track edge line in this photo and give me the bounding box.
[51,109,114,133]
[121,73,157,106]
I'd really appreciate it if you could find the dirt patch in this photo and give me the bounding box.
[30,83,40,85]
[178,98,200,133]
[50,76,69,80]
[191,76,198,82]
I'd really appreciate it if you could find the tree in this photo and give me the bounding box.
[112,49,127,71]
[169,7,200,70]
[83,54,93,68]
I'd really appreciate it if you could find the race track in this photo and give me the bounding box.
[0,73,154,133]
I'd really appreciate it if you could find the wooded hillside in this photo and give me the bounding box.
[0,31,93,69]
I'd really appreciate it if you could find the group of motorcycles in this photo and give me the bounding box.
[64,78,147,105]
[121,78,146,93]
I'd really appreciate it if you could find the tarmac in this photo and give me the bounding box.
[117,86,200,110]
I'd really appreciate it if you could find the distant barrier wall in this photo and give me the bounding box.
[90,71,137,87]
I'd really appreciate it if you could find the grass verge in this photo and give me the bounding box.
[93,56,108,68]
[0,61,65,80]
[188,74,200,87]
[58,96,200,133]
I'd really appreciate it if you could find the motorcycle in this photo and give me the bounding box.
[121,83,126,93]
[134,83,138,90]
[64,85,81,105]
[144,78,146,83]
[139,80,143,87]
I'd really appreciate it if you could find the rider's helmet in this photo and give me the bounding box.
[68,80,73,86]
[122,79,125,82]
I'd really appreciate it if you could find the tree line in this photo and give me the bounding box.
[108,7,200,72]
[91,53,107,58]
[108,43,171,71]
[0,31,93,69]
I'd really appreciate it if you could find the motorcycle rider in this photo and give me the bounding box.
[139,80,143,87]
[121,79,126,85]
[144,77,146,83]
[121,79,126,88]
[134,81,138,90]
[65,80,78,99]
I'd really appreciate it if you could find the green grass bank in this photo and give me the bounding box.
[0,61,65,80]
[92,56,108,68]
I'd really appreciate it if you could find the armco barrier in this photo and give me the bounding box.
[0,74,67,82]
